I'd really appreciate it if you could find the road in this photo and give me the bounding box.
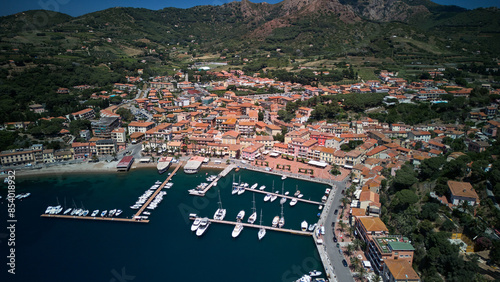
[323,179,354,282]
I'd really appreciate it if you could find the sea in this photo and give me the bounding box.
[0,167,329,282]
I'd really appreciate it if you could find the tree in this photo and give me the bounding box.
[391,189,419,212]
[346,243,356,257]
[258,110,264,121]
[116,108,134,122]
[393,164,418,190]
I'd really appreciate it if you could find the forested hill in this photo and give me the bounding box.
[1,0,499,58]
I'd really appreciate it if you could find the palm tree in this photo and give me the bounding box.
[341,197,350,209]
[346,243,355,257]
[358,264,367,281]
[371,274,381,282]
[353,238,363,251]
[350,256,360,271]
[338,220,347,233]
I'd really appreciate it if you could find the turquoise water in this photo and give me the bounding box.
[0,168,329,281]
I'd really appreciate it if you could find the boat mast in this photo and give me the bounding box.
[218,190,223,209]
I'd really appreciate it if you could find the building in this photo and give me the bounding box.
[95,139,117,156]
[71,142,92,159]
[128,121,155,134]
[111,128,127,143]
[382,260,420,282]
[42,149,55,163]
[71,108,95,120]
[222,131,240,145]
[447,180,479,206]
[28,104,46,114]
[367,236,415,274]
[355,216,389,243]
[0,149,35,166]
[54,150,74,161]
[80,130,91,141]
[91,117,120,138]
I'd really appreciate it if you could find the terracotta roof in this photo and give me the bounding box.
[447,181,478,200]
[358,216,388,232]
[384,260,420,281]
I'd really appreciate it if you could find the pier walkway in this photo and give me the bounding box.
[40,163,182,224]
[189,164,235,196]
[189,216,312,236]
[243,188,323,206]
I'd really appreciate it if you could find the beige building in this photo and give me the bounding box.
[111,128,127,143]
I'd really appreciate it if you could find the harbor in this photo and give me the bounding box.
[243,188,323,206]
[189,215,313,236]
[189,164,235,196]
[39,162,182,223]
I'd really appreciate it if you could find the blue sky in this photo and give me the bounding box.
[2,0,500,17]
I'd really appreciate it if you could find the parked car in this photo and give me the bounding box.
[342,259,348,267]
[334,209,338,215]
[333,236,338,243]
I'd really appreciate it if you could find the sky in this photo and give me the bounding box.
[2,0,500,18]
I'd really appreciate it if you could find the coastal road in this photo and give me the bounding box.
[323,180,354,282]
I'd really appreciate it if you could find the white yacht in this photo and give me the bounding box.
[308,223,317,232]
[213,190,227,221]
[321,195,327,202]
[281,175,287,180]
[109,209,116,217]
[191,217,202,231]
[272,216,279,227]
[237,184,246,195]
[294,185,301,197]
[290,198,298,206]
[247,194,257,224]
[232,185,239,195]
[264,193,271,202]
[63,208,72,215]
[250,183,258,189]
[82,210,89,216]
[115,210,123,216]
[196,218,210,236]
[301,220,308,231]
[298,194,304,198]
[231,223,243,238]
[270,192,278,202]
[91,210,99,217]
[309,270,322,277]
[258,209,266,240]
[101,210,107,217]
[259,185,266,191]
[297,275,312,282]
[236,210,245,221]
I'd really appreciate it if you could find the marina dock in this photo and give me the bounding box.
[40,163,182,223]
[189,215,312,236]
[243,188,323,206]
[189,164,235,196]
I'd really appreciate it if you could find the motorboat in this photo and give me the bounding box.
[290,198,298,206]
[321,195,327,202]
[308,223,317,232]
[272,216,279,227]
[297,275,312,282]
[82,210,89,216]
[63,208,72,215]
[236,210,245,221]
[270,192,278,202]
[191,217,202,231]
[196,218,210,236]
[264,194,271,202]
[309,270,322,277]
[91,210,99,217]
[298,194,304,198]
[143,211,151,215]
[232,223,244,238]
[259,185,266,191]
[250,183,258,189]
[281,175,287,180]
[115,210,123,216]
[301,220,308,231]
[232,185,239,195]
[294,185,301,197]
[284,191,289,196]
[101,210,107,217]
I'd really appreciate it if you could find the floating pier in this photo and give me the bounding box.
[189,215,312,236]
[243,188,323,206]
[40,162,183,223]
[189,164,235,196]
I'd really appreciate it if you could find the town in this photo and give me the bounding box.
[2,65,500,281]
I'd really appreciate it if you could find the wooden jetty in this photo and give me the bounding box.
[40,163,183,223]
[189,164,235,196]
[243,188,323,206]
[189,216,312,236]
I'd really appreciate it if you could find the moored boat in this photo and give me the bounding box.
[290,198,298,206]
[191,217,202,231]
[231,223,243,238]
[301,220,308,231]
[196,217,210,236]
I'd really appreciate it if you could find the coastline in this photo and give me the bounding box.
[8,160,228,179]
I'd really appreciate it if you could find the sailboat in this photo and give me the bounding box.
[213,190,227,220]
[278,203,285,228]
[232,175,240,195]
[248,193,257,224]
[272,215,280,227]
[258,209,266,240]
[280,182,287,205]
[63,198,72,215]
